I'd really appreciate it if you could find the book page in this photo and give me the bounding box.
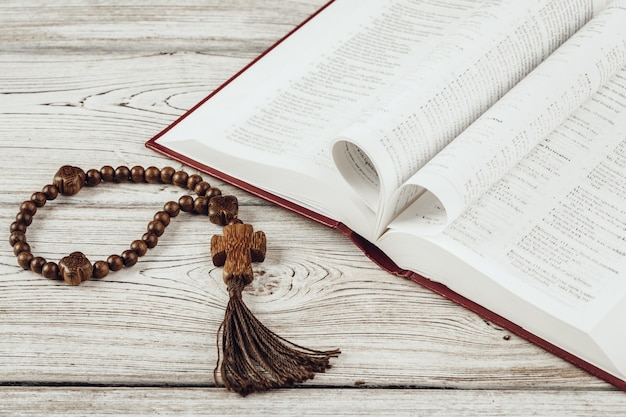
[331,0,605,221]
[443,67,626,313]
[155,0,485,237]
[394,2,626,231]
[384,65,626,378]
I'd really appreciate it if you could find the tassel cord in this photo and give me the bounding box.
[215,279,340,396]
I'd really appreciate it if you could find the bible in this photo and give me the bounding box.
[147,0,626,390]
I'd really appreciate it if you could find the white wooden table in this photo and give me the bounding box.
[1,1,625,415]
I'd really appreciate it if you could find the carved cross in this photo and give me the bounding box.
[211,223,266,286]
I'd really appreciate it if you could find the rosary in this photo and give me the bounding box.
[9,164,340,396]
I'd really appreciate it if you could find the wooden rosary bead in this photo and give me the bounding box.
[187,174,203,191]
[10,221,27,233]
[206,187,221,198]
[30,256,46,274]
[107,254,124,272]
[42,184,59,200]
[86,169,102,186]
[194,181,211,196]
[142,232,158,249]
[147,220,165,237]
[130,165,146,183]
[13,241,31,256]
[41,262,59,279]
[30,191,47,207]
[59,251,93,285]
[17,251,34,269]
[92,260,109,278]
[9,231,26,246]
[100,165,115,182]
[121,249,138,267]
[114,165,131,182]
[160,166,176,184]
[172,170,189,188]
[154,211,170,226]
[131,239,148,257]
[15,211,33,226]
[178,195,194,212]
[193,196,209,215]
[144,166,161,184]
[163,201,180,217]
[53,165,86,196]
[20,200,38,216]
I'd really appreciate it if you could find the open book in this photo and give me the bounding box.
[147,0,626,390]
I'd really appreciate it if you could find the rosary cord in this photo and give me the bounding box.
[9,165,236,284]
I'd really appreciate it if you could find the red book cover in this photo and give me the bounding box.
[146,0,626,392]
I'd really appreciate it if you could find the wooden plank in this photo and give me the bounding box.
[1,387,626,416]
[0,0,330,54]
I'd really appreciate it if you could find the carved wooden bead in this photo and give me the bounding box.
[107,254,124,271]
[30,191,47,207]
[187,174,203,191]
[194,181,211,196]
[131,239,148,257]
[20,200,37,216]
[13,241,31,256]
[85,169,102,186]
[130,165,145,183]
[30,256,46,274]
[142,232,158,249]
[154,211,170,226]
[59,251,93,285]
[145,166,161,184]
[42,262,59,279]
[114,165,131,182]
[17,251,34,269]
[163,201,180,217]
[178,195,194,212]
[172,171,189,188]
[10,221,27,233]
[53,165,86,196]
[15,211,33,226]
[121,249,138,267]
[147,220,165,237]
[92,261,109,278]
[100,165,115,182]
[209,195,239,225]
[193,196,209,215]
[160,166,176,184]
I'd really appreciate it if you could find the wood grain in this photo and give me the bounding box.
[1,0,625,414]
[2,387,626,417]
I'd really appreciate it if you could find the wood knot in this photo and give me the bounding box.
[53,165,86,196]
[58,251,93,285]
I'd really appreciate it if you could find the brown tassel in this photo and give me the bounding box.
[215,277,341,396]
[211,223,340,396]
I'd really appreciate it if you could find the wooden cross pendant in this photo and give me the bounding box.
[211,223,266,286]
